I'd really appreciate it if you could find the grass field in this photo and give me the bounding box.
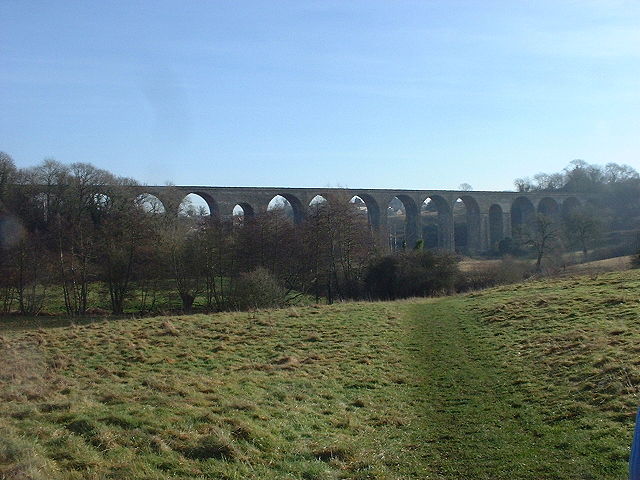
[5,278,316,317]
[2,270,640,479]
[563,255,632,275]
[458,254,633,276]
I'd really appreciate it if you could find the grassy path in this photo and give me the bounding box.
[406,298,628,479]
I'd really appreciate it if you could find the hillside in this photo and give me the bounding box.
[2,271,640,479]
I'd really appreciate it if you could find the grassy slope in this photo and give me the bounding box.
[0,303,430,480]
[2,270,640,479]
[563,255,632,275]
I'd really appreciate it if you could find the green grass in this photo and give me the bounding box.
[2,270,640,478]
[8,278,318,317]
[35,280,218,314]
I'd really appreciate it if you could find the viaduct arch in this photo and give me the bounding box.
[133,186,588,253]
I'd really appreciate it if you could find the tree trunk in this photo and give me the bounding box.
[181,293,195,313]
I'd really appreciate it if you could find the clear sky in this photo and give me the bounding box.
[2,1,640,190]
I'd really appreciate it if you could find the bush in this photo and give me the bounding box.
[497,236,529,257]
[498,237,515,256]
[365,250,459,300]
[231,267,287,310]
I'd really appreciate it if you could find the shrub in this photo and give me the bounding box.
[365,250,459,300]
[231,267,287,310]
[498,237,515,256]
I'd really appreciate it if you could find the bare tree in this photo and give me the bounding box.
[604,163,639,183]
[95,179,161,314]
[564,207,602,260]
[303,194,374,302]
[532,172,565,191]
[234,210,303,297]
[199,217,234,311]
[13,233,52,315]
[514,177,534,192]
[55,163,113,315]
[162,217,205,313]
[525,214,561,272]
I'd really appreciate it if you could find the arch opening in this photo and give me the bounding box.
[511,196,535,237]
[349,196,370,225]
[386,195,419,251]
[453,196,481,254]
[234,202,255,217]
[420,196,450,249]
[179,193,211,217]
[562,197,581,218]
[233,204,245,225]
[267,195,295,222]
[233,205,245,217]
[308,195,328,213]
[387,197,406,251]
[136,193,166,214]
[350,195,367,215]
[537,197,559,219]
[351,194,380,228]
[232,203,255,225]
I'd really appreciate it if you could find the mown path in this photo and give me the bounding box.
[405,298,627,479]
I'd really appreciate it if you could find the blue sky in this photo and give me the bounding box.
[2,0,640,190]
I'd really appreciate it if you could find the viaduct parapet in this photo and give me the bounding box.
[134,186,587,253]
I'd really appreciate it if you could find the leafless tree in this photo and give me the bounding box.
[54,163,113,315]
[525,214,561,272]
[514,177,532,192]
[564,207,602,260]
[199,216,235,311]
[303,194,375,302]
[161,215,205,313]
[13,233,52,315]
[95,179,162,314]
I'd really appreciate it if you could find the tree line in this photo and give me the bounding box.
[504,159,640,269]
[0,154,460,316]
[2,154,637,316]
[515,159,640,233]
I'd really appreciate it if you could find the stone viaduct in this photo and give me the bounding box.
[134,186,587,253]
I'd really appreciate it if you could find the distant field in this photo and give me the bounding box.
[2,271,640,478]
[563,255,632,275]
[458,257,504,272]
[459,254,633,276]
